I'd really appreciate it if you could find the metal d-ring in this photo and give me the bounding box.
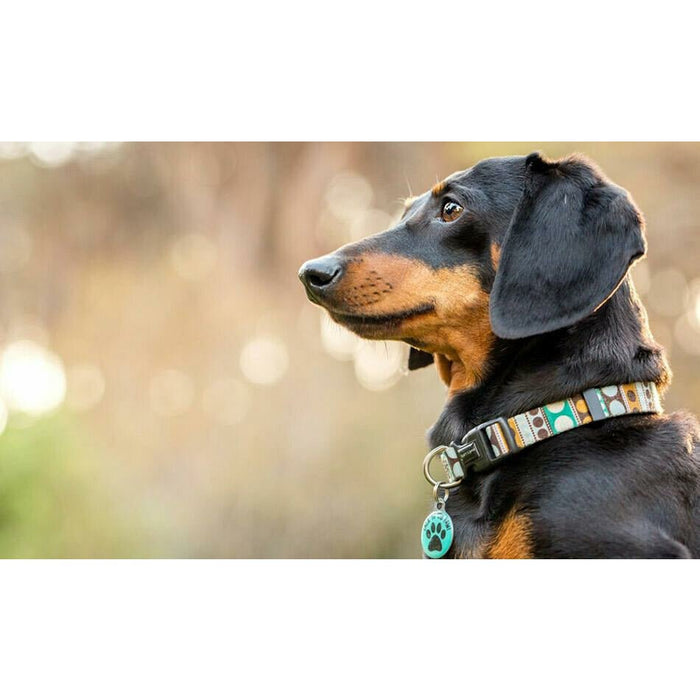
[432,482,451,508]
[423,445,463,490]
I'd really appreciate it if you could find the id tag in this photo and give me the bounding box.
[421,509,454,559]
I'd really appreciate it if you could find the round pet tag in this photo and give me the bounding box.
[421,509,454,559]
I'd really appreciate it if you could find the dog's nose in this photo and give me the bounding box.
[298,256,344,298]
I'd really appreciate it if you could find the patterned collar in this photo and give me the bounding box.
[437,382,662,481]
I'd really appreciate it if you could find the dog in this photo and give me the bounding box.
[299,152,700,558]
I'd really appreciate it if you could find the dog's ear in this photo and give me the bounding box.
[490,152,646,339]
[408,347,434,370]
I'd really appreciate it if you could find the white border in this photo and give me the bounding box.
[1,4,698,697]
[2,3,699,140]
[1,561,697,698]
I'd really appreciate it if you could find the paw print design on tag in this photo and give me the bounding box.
[421,509,454,558]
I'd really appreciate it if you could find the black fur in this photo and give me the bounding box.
[408,347,434,370]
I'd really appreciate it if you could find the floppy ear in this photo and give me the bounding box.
[490,153,646,339]
[408,347,434,370]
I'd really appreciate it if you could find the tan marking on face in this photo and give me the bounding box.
[431,181,447,197]
[403,196,419,208]
[485,509,533,559]
[333,253,495,393]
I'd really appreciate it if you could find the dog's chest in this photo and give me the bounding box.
[452,508,534,559]
[453,519,494,558]
[447,475,535,559]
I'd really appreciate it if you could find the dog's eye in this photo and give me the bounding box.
[441,200,464,222]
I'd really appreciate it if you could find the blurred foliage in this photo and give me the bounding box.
[0,412,145,556]
[0,142,698,557]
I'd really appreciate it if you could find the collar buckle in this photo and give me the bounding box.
[448,417,518,477]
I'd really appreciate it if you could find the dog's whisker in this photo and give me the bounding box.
[403,171,413,198]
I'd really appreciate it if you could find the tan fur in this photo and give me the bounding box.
[485,509,533,559]
[434,354,453,388]
[431,181,447,197]
[490,242,501,269]
[337,254,495,393]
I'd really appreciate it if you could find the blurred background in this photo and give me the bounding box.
[0,142,697,557]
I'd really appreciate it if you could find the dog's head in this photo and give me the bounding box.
[299,153,646,392]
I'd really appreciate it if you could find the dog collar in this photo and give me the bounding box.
[424,381,662,486]
[420,381,662,558]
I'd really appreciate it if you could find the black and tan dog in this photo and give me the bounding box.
[299,153,700,558]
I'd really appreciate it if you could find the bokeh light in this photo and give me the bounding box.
[0,142,28,159]
[239,336,289,386]
[353,341,406,392]
[29,142,77,168]
[0,141,118,168]
[0,399,8,436]
[320,313,359,361]
[324,172,373,221]
[0,340,67,415]
[674,312,700,355]
[6,315,51,347]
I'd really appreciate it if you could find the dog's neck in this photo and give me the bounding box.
[428,279,671,448]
